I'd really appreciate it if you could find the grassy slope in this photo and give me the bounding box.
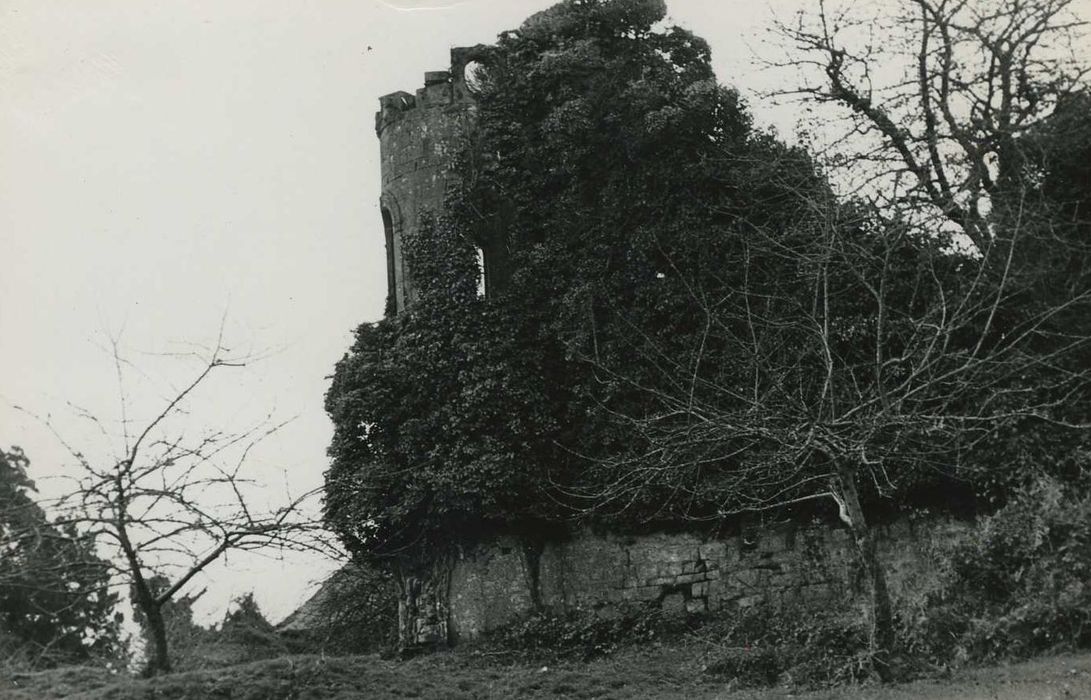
[5,650,1091,700]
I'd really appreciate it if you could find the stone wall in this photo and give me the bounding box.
[439,518,966,641]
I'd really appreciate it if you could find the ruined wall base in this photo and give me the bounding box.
[420,518,968,642]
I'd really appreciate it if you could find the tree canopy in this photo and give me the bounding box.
[0,447,120,668]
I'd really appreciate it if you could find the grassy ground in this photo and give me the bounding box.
[4,649,1090,700]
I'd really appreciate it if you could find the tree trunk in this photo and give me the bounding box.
[397,572,419,651]
[145,603,171,676]
[835,464,895,683]
[132,583,171,676]
[521,538,544,610]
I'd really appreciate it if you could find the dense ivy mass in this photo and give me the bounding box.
[325,214,559,556]
[325,0,809,556]
[324,0,1091,562]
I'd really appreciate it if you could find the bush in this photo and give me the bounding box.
[700,602,870,689]
[481,600,870,687]
[905,478,1091,664]
[134,590,290,673]
[480,605,663,661]
[207,593,290,667]
[703,647,782,687]
[1,447,122,669]
[283,562,399,655]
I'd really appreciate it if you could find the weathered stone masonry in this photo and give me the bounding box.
[439,518,965,641]
[376,48,481,313]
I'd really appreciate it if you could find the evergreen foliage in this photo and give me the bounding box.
[324,0,838,556]
[906,476,1091,663]
[301,563,399,653]
[0,447,120,668]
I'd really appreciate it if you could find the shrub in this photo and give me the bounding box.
[703,647,782,687]
[700,602,870,689]
[480,605,663,661]
[209,593,290,667]
[905,477,1091,664]
[133,589,290,673]
[286,562,399,654]
[1,447,122,669]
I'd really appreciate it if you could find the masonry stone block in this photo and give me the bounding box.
[699,541,727,561]
[647,575,678,587]
[731,568,767,590]
[757,533,785,554]
[659,561,685,577]
[658,546,699,563]
[682,560,708,575]
[675,572,709,585]
[800,583,835,602]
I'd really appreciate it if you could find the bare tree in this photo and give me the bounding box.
[576,134,1091,680]
[771,0,1088,249]
[526,0,1091,682]
[16,339,326,675]
[581,0,1091,678]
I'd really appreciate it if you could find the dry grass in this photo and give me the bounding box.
[4,649,1089,699]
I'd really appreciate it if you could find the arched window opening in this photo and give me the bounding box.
[475,245,487,297]
[382,205,398,310]
[463,60,487,95]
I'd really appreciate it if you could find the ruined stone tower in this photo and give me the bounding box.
[360,43,962,654]
[376,48,481,314]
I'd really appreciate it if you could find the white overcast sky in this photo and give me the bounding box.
[3,0,1087,625]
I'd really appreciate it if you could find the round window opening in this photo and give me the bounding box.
[463,60,486,95]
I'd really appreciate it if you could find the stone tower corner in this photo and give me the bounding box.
[375,46,486,315]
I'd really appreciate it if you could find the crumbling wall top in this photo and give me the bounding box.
[375,46,488,136]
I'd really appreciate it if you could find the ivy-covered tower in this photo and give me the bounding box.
[375,48,481,314]
[373,48,490,649]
